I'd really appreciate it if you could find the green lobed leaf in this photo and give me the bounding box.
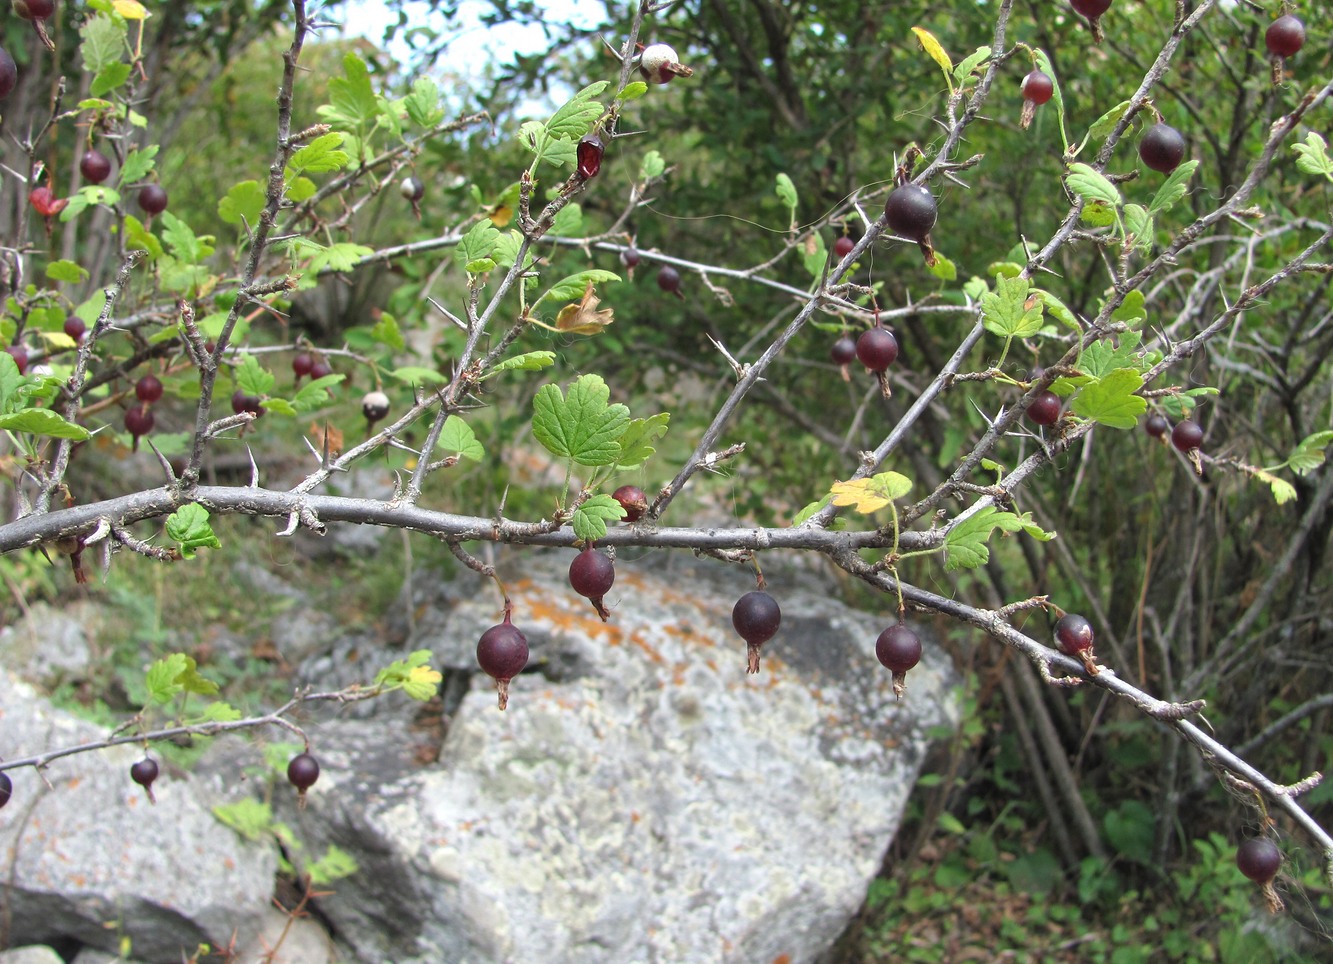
[981,275,1044,339]
[290,373,344,414]
[775,173,799,215]
[1066,163,1121,207]
[369,314,405,351]
[196,701,242,723]
[869,471,913,501]
[616,413,670,469]
[953,46,991,82]
[47,261,90,283]
[318,53,380,129]
[261,398,297,417]
[550,203,583,237]
[79,13,126,73]
[572,494,627,542]
[1085,100,1132,144]
[802,232,828,279]
[617,81,648,102]
[640,150,666,181]
[290,132,350,175]
[1034,289,1079,330]
[389,366,447,385]
[1293,133,1333,181]
[546,82,608,140]
[91,62,132,97]
[1287,430,1333,475]
[488,350,557,376]
[1122,204,1153,253]
[491,230,532,271]
[928,253,957,281]
[944,506,1028,571]
[145,653,190,705]
[306,242,374,273]
[455,220,501,270]
[118,146,159,187]
[166,503,222,559]
[532,374,629,467]
[403,77,444,127]
[0,409,92,440]
[218,180,265,226]
[1071,368,1146,428]
[1148,159,1200,215]
[539,269,620,305]
[234,354,276,396]
[1111,290,1147,326]
[440,415,484,461]
[159,211,213,264]
[286,176,318,203]
[1080,201,1117,228]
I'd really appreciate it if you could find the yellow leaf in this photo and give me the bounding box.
[113,0,150,19]
[911,26,953,76]
[555,283,615,335]
[487,203,513,227]
[829,479,890,514]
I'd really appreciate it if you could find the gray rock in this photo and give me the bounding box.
[233,906,336,964]
[0,947,65,964]
[0,676,278,964]
[0,601,94,686]
[288,552,959,963]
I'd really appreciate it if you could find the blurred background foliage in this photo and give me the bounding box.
[3,0,1332,957]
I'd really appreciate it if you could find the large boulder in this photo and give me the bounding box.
[0,676,278,963]
[285,552,960,962]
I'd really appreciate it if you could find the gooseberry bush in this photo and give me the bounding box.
[1,0,1332,948]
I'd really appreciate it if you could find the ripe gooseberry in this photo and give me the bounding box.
[291,352,314,381]
[309,359,333,380]
[732,589,781,674]
[1139,123,1186,174]
[834,235,856,260]
[14,0,55,20]
[569,546,616,621]
[1070,0,1111,17]
[1054,612,1099,674]
[138,184,169,216]
[0,47,16,101]
[656,265,683,297]
[856,327,899,372]
[612,484,648,523]
[1172,419,1203,453]
[64,316,87,343]
[477,614,529,710]
[0,771,10,808]
[1027,390,1062,426]
[79,149,112,185]
[1265,15,1305,59]
[130,757,159,804]
[361,390,390,424]
[287,751,320,808]
[135,374,164,404]
[6,345,29,374]
[1236,837,1281,884]
[1021,70,1054,106]
[577,132,604,180]
[1144,413,1169,439]
[830,335,857,366]
[124,406,154,450]
[884,184,937,243]
[620,248,641,269]
[876,623,922,699]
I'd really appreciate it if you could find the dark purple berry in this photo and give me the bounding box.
[856,327,899,372]
[399,175,424,202]
[231,390,262,416]
[124,406,154,450]
[1236,838,1281,884]
[1172,419,1203,453]
[612,484,647,523]
[291,352,314,381]
[0,47,15,101]
[830,335,857,366]
[135,374,163,404]
[130,757,159,803]
[1265,15,1305,58]
[1021,70,1054,106]
[1027,390,1062,426]
[477,614,529,710]
[1070,0,1111,17]
[287,751,319,808]
[1139,123,1186,174]
[732,590,780,674]
[309,359,333,381]
[0,771,11,809]
[1054,613,1095,658]
[361,390,390,423]
[884,183,937,242]
[64,316,87,343]
[656,265,683,297]
[577,132,604,180]
[834,235,856,260]
[620,248,641,268]
[1144,414,1169,438]
[14,0,55,20]
[876,624,922,673]
[80,149,112,185]
[6,345,29,374]
[569,546,616,621]
[138,184,169,216]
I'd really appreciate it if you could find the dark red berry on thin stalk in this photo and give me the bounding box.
[612,484,647,523]
[876,624,923,700]
[834,235,856,260]
[0,771,11,809]
[6,345,29,374]
[569,546,616,621]
[477,614,529,710]
[124,406,154,451]
[138,184,169,216]
[656,265,683,298]
[1266,15,1305,58]
[309,359,333,381]
[287,751,320,809]
[1139,123,1186,174]
[64,316,87,343]
[291,352,314,381]
[856,327,899,372]
[733,590,781,674]
[1027,390,1062,426]
[80,149,112,185]
[0,47,16,101]
[1236,838,1281,884]
[135,374,163,404]
[1070,0,1111,17]
[577,132,605,180]
[884,184,937,242]
[130,757,159,804]
[1054,612,1100,674]
[1172,419,1203,453]
[830,335,857,366]
[1144,413,1169,439]
[620,248,641,269]
[14,0,55,20]
[1021,70,1054,106]
[231,390,263,418]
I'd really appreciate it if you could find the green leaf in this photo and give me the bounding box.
[118,146,159,186]
[546,82,608,140]
[953,46,991,82]
[1034,289,1078,330]
[802,232,828,279]
[260,397,297,417]
[617,80,648,102]
[455,220,501,271]
[166,503,222,559]
[290,132,350,175]
[213,799,273,841]
[46,260,90,283]
[290,373,344,414]
[1122,203,1153,253]
[987,261,1022,280]
[944,506,1027,571]
[1079,332,1147,378]
[1066,163,1121,207]
[159,211,213,264]
[1080,202,1117,228]
[1111,290,1147,326]
[307,845,359,885]
[196,701,242,723]
[286,176,317,203]
[488,350,556,375]
[775,173,799,216]
[550,202,583,237]
[1148,159,1199,215]
[491,230,532,270]
[1085,100,1132,144]
[0,409,92,440]
[1286,430,1333,475]
[928,253,957,281]
[1071,368,1146,428]
[538,269,620,306]
[531,374,630,468]
[370,313,405,351]
[374,650,442,701]
[145,653,190,705]
[440,415,484,461]
[616,413,670,468]
[318,53,380,129]
[79,13,126,73]
[234,354,275,396]
[981,275,1044,339]
[1293,132,1333,181]
[306,242,374,273]
[793,494,834,527]
[1252,468,1298,505]
[465,258,497,273]
[123,214,163,260]
[91,62,132,97]
[640,150,666,181]
[403,76,444,127]
[572,494,626,542]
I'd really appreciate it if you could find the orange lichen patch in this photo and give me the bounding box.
[519,591,626,644]
[671,663,689,686]
[630,810,641,823]
[224,857,236,871]
[627,630,666,665]
[773,955,793,964]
